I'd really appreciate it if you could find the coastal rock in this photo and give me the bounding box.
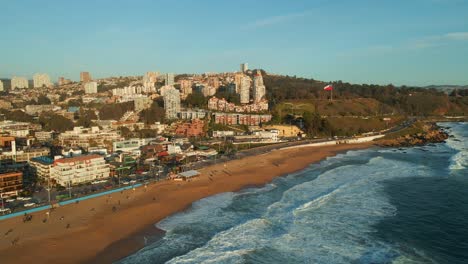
[376,123,448,148]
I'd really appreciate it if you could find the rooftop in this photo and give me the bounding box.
[54,154,103,164]
[31,156,54,165]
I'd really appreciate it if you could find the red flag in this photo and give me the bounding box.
[323,84,333,91]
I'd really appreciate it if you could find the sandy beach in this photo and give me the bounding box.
[0,143,374,264]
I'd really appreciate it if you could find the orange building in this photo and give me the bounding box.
[175,119,205,137]
[0,171,23,197]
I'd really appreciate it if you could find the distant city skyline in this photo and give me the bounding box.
[1,0,468,86]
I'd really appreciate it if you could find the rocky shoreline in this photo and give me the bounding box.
[377,123,449,147]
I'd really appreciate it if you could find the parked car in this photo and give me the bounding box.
[24,203,36,207]
[17,197,32,201]
[6,198,15,203]
[0,208,11,213]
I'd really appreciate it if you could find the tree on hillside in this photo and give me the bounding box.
[184,91,207,108]
[75,109,97,127]
[39,112,74,132]
[37,95,51,105]
[0,110,34,123]
[139,101,165,124]
[303,111,334,137]
[98,102,134,120]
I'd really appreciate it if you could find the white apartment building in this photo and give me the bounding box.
[253,70,266,103]
[240,75,251,104]
[11,76,29,89]
[143,71,159,89]
[113,138,155,152]
[33,73,52,88]
[240,63,248,73]
[165,73,175,86]
[84,81,98,94]
[0,80,3,91]
[51,155,110,186]
[58,126,122,151]
[163,86,181,119]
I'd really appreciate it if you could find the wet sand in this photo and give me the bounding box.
[0,143,374,264]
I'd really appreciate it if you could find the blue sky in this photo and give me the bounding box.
[1,0,468,86]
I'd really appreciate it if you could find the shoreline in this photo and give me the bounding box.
[0,142,374,264]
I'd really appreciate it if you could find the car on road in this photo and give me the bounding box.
[0,208,11,213]
[24,203,36,207]
[6,198,15,203]
[17,197,32,201]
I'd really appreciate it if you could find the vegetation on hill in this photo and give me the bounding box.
[0,109,34,123]
[38,112,74,132]
[139,101,165,124]
[97,101,134,120]
[263,73,468,116]
[184,91,208,108]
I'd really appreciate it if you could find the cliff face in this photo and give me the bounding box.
[377,123,448,147]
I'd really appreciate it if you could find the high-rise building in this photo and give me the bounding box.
[239,75,251,104]
[0,80,3,91]
[201,85,216,97]
[58,77,72,86]
[11,76,29,89]
[163,86,181,119]
[143,72,159,89]
[253,70,266,103]
[207,77,220,90]
[84,81,98,94]
[240,63,248,73]
[80,72,92,83]
[234,73,243,93]
[33,73,52,88]
[179,79,193,98]
[165,73,175,86]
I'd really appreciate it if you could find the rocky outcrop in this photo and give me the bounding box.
[376,123,448,147]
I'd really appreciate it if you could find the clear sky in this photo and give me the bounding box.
[1,0,468,86]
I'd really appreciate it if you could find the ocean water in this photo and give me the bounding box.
[118,122,468,264]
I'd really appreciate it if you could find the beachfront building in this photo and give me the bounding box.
[0,171,23,197]
[50,155,110,186]
[29,156,54,182]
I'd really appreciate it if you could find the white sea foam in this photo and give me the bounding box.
[121,125,468,264]
[443,122,468,171]
[161,155,431,264]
